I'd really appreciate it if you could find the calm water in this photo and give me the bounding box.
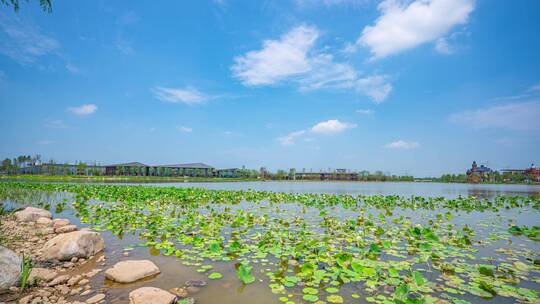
[143,181,540,199]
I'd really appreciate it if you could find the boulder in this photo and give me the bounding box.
[0,246,21,292]
[14,207,52,222]
[86,293,105,304]
[52,218,70,229]
[55,224,78,234]
[41,231,104,261]
[129,287,176,304]
[36,217,52,226]
[105,260,160,283]
[28,268,57,283]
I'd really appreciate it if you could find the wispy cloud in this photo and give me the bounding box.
[45,119,68,129]
[277,130,307,146]
[177,126,193,133]
[435,37,453,55]
[384,140,420,149]
[449,101,540,131]
[277,119,356,145]
[355,75,392,103]
[65,63,81,74]
[354,0,474,59]
[68,104,98,115]
[154,86,211,105]
[0,13,59,64]
[356,109,374,115]
[37,140,54,145]
[232,25,392,102]
[528,83,540,92]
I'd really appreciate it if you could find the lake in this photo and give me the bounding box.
[0,182,538,304]
[138,181,540,199]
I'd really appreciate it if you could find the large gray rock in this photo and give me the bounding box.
[41,231,104,261]
[14,207,52,222]
[129,287,176,304]
[0,246,21,292]
[105,260,160,283]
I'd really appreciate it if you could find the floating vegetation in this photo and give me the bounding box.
[0,182,539,304]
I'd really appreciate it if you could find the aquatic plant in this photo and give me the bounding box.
[0,182,538,303]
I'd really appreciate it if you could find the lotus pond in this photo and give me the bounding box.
[0,182,539,304]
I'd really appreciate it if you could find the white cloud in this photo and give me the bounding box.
[232,25,393,103]
[232,25,318,86]
[311,119,357,134]
[357,0,474,59]
[177,126,193,133]
[277,119,356,145]
[356,109,374,115]
[0,13,59,64]
[449,101,540,131]
[154,86,209,105]
[384,140,420,149]
[68,104,97,115]
[355,75,392,103]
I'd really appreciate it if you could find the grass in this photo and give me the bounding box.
[19,253,33,290]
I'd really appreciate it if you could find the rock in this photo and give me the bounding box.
[55,224,78,234]
[29,268,58,283]
[19,295,33,304]
[186,286,200,294]
[14,207,52,222]
[41,227,55,235]
[86,293,105,304]
[84,269,101,278]
[185,280,207,287]
[41,231,104,261]
[52,218,71,229]
[80,289,92,296]
[169,287,188,297]
[56,284,70,295]
[67,275,82,286]
[36,217,52,226]
[78,278,90,286]
[105,260,160,283]
[0,246,21,292]
[71,257,79,263]
[129,287,176,304]
[48,274,69,286]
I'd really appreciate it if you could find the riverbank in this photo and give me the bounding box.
[0,207,198,304]
[1,174,538,186]
[0,174,259,183]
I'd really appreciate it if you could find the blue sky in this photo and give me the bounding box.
[1,0,539,177]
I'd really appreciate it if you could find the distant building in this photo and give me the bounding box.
[104,162,214,177]
[216,168,240,178]
[295,170,358,181]
[501,163,540,182]
[466,161,493,183]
